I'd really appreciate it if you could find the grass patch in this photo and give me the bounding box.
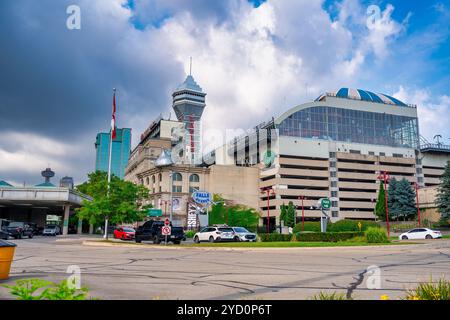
[187,241,410,248]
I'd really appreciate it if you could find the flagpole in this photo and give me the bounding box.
[104,88,116,239]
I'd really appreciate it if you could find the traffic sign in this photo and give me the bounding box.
[192,191,212,204]
[147,209,163,217]
[321,198,331,209]
[161,226,171,236]
[164,218,170,226]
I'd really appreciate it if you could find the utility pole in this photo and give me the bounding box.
[298,196,305,232]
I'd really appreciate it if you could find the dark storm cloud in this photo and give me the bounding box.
[0,0,180,139]
[0,0,186,184]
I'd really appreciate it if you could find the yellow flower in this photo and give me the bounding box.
[380,294,390,300]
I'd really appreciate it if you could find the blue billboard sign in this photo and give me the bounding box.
[192,191,212,204]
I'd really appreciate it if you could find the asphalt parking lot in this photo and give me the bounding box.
[1,236,449,300]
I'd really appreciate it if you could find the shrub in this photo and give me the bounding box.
[311,291,350,300]
[293,221,321,233]
[328,219,379,232]
[405,278,450,300]
[258,233,292,242]
[295,232,364,242]
[185,230,196,238]
[4,278,91,300]
[365,227,389,243]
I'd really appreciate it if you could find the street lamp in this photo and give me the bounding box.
[160,200,169,217]
[377,171,391,237]
[260,187,276,234]
[298,196,306,232]
[413,182,421,227]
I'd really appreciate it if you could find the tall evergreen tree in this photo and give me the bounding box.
[436,161,450,221]
[286,201,296,228]
[395,178,417,221]
[388,177,400,220]
[375,182,387,221]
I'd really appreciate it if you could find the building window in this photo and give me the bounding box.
[172,172,182,181]
[379,152,386,156]
[332,201,338,207]
[331,191,338,197]
[189,174,200,183]
[330,171,337,177]
[172,185,182,193]
[369,151,375,156]
[330,162,336,168]
[329,152,336,158]
[159,173,162,182]
[332,211,339,217]
[331,181,337,187]
[393,153,404,158]
[152,175,156,183]
[146,177,149,185]
[349,149,361,154]
[189,186,198,193]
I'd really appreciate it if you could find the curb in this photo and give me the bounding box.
[82,240,423,252]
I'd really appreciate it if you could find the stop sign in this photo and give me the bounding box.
[164,218,170,226]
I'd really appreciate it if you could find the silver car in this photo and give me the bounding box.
[231,227,257,242]
[43,225,61,236]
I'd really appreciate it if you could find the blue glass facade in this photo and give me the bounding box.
[277,106,419,149]
[95,128,132,179]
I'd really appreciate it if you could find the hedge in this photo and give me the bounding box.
[293,222,321,233]
[327,220,380,232]
[259,233,293,242]
[365,227,389,243]
[295,232,364,242]
[259,232,364,242]
[293,220,380,234]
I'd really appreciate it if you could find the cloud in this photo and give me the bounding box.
[0,0,447,185]
[393,86,450,141]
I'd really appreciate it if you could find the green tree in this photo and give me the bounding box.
[279,203,288,226]
[209,194,260,231]
[375,182,387,221]
[436,161,450,222]
[76,171,151,237]
[388,177,400,220]
[394,178,417,221]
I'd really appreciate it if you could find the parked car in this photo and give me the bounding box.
[135,220,165,243]
[153,226,186,244]
[114,227,136,240]
[231,227,257,242]
[28,223,43,236]
[5,222,34,239]
[193,226,235,243]
[0,229,8,240]
[43,225,61,236]
[0,219,10,230]
[399,228,442,240]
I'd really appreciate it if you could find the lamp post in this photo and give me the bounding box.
[261,187,275,234]
[298,196,305,232]
[160,200,169,217]
[377,171,390,237]
[414,182,421,227]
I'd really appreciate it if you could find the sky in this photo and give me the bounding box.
[0,0,449,185]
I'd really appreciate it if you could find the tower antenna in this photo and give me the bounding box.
[189,57,192,76]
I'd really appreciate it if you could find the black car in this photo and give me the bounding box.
[5,222,34,239]
[135,220,165,243]
[28,223,43,235]
[153,226,186,245]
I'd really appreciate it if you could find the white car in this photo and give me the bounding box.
[193,226,235,243]
[399,228,442,240]
[231,227,257,242]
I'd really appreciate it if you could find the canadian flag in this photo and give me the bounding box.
[111,90,117,140]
